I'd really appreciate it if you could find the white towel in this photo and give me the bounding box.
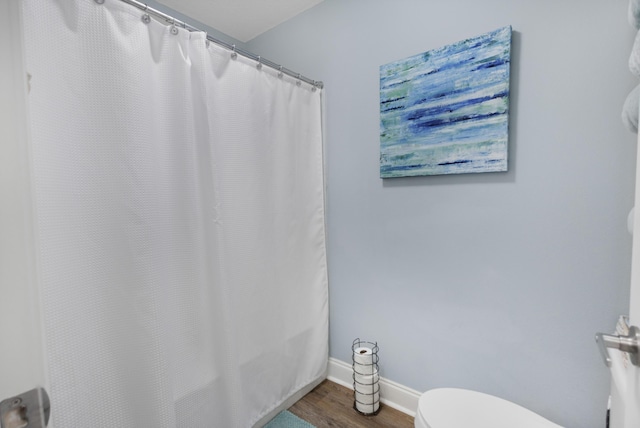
[630,0,640,28]
[631,30,640,76]
[622,84,640,133]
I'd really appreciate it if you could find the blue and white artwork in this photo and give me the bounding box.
[380,26,512,178]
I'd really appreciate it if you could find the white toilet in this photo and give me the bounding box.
[415,388,563,428]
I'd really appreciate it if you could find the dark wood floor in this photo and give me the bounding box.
[288,380,415,428]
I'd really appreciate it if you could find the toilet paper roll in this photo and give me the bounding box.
[354,370,379,415]
[353,363,375,376]
[353,347,376,375]
[354,372,379,387]
[356,401,380,414]
[355,390,380,414]
[355,389,380,404]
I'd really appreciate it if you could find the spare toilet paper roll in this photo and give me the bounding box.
[355,388,380,404]
[355,390,380,414]
[356,391,380,411]
[356,401,380,414]
[354,372,379,386]
[353,347,376,375]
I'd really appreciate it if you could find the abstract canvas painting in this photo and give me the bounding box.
[380,26,512,178]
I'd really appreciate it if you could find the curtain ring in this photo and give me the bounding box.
[296,74,302,87]
[231,44,238,60]
[141,4,150,23]
[278,66,284,78]
[170,19,179,35]
[256,56,262,70]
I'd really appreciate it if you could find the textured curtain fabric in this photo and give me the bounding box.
[21,0,328,426]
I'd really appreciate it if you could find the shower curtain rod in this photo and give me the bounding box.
[118,0,324,89]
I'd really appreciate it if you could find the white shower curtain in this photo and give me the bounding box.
[20,0,328,426]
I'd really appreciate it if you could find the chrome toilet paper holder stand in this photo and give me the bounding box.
[352,338,380,416]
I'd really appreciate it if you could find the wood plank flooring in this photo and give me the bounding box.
[288,380,415,428]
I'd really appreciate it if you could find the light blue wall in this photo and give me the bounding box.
[247,1,639,426]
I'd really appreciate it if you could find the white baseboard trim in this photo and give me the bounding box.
[327,357,421,418]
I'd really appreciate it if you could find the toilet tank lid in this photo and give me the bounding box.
[417,388,562,428]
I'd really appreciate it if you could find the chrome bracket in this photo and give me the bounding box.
[596,325,640,367]
[0,388,50,428]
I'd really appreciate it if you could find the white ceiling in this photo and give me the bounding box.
[156,0,326,43]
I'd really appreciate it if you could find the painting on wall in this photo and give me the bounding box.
[380,26,512,178]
